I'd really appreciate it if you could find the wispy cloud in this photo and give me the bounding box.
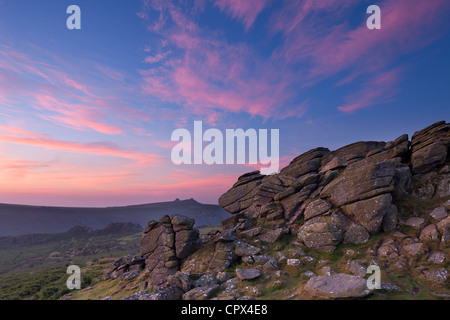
[269,0,450,111]
[138,0,450,122]
[0,45,138,135]
[214,0,269,31]
[144,50,172,64]
[338,69,401,113]
[95,65,125,82]
[0,125,159,164]
[138,2,304,122]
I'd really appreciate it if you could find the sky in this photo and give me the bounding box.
[0,0,449,207]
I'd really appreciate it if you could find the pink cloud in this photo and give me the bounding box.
[338,69,400,113]
[153,139,178,150]
[136,1,309,122]
[140,0,198,32]
[0,46,142,135]
[138,0,450,121]
[269,0,360,36]
[96,65,125,82]
[268,0,450,111]
[0,46,93,96]
[0,155,50,171]
[274,0,450,77]
[32,92,124,135]
[0,125,159,164]
[140,27,302,121]
[214,0,268,30]
[144,51,171,64]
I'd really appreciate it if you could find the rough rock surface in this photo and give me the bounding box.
[411,121,449,175]
[236,268,261,280]
[98,121,450,301]
[140,215,200,288]
[303,274,372,299]
[103,254,145,280]
[216,121,449,252]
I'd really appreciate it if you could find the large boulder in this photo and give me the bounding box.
[437,217,450,242]
[183,285,220,300]
[257,228,284,243]
[181,240,238,276]
[280,148,329,178]
[218,171,264,214]
[341,194,393,234]
[304,199,332,221]
[411,121,449,175]
[303,274,372,299]
[216,121,449,254]
[430,207,448,221]
[141,216,177,272]
[320,161,395,207]
[298,217,344,252]
[236,268,261,281]
[321,141,386,167]
[420,224,440,241]
[343,222,370,244]
[175,229,200,259]
[140,215,200,287]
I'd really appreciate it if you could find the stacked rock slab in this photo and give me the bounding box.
[103,254,145,281]
[218,121,449,252]
[411,121,449,175]
[140,215,200,288]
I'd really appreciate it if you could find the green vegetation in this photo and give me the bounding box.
[0,266,69,300]
[394,195,450,221]
[0,231,142,276]
[0,229,143,300]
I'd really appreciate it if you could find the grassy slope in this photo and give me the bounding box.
[0,225,219,300]
[0,230,143,300]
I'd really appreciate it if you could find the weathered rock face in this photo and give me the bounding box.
[303,273,372,299]
[140,215,200,288]
[437,217,450,242]
[102,121,450,301]
[298,216,344,252]
[217,121,449,252]
[411,121,449,175]
[180,233,239,276]
[235,268,261,280]
[321,141,386,166]
[103,254,145,280]
[340,194,393,234]
[320,161,395,208]
[218,171,264,214]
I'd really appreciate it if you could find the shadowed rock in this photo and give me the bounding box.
[140,215,200,288]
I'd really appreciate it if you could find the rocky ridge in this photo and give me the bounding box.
[98,121,450,300]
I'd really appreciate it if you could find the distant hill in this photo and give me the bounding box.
[0,199,229,236]
[0,222,143,246]
[0,222,146,278]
